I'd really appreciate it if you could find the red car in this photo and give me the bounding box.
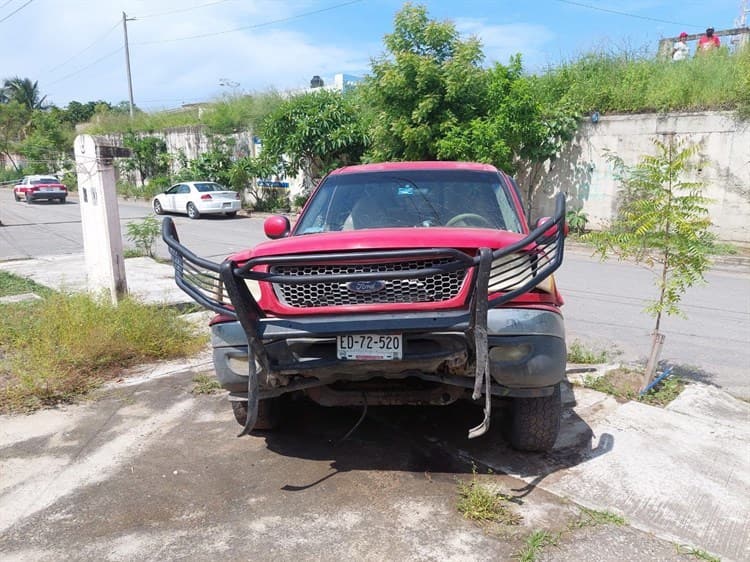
[164,162,567,451]
[14,175,68,203]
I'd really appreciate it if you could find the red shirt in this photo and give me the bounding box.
[698,35,720,51]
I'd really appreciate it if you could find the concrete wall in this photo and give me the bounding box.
[100,127,258,175]
[103,111,749,242]
[533,111,750,243]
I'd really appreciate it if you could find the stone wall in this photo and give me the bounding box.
[532,111,750,243]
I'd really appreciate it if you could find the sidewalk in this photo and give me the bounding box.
[0,254,190,305]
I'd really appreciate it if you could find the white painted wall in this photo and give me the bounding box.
[534,111,750,243]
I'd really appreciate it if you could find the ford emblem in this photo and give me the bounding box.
[347,280,386,294]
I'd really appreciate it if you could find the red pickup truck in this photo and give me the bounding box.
[163,161,567,451]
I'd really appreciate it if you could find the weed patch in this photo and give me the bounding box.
[640,376,685,406]
[192,373,221,395]
[570,506,626,529]
[515,530,560,562]
[457,472,521,526]
[676,545,721,562]
[567,340,609,364]
[583,368,685,406]
[0,292,207,412]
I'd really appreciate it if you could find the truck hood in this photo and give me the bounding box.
[228,228,528,262]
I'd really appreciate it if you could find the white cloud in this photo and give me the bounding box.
[455,18,558,71]
[0,0,373,109]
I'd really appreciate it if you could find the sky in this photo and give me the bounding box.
[0,0,745,111]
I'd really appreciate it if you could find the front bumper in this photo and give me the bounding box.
[210,307,565,396]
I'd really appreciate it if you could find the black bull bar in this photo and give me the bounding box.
[162,193,566,438]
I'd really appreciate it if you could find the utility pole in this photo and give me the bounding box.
[122,12,136,118]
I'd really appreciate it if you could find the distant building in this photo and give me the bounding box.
[301,72,363,94]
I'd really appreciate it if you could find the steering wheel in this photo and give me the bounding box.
[445,213,493,228]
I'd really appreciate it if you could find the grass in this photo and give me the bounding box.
[567,340,609,364]
[0,292,207,412]
[535,46,750,116]
[583,368,685,406]
[515,530,560,562]
[583,369,639,401]
[676,545,721,562]
[0,271,53,298]
[710,242,742,256]
[192,373,221,395]
[82,91,284,135]
[640,375,685,406]
[569,507,626,529]
[514,507,625,561]
[456,470,521,526]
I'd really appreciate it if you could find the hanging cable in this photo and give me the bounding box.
[136,0,364,45]
[0,0,33,23]
[45,20,120,75]
[550,0,701,29]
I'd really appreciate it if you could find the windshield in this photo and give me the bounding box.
[295,169,523,235]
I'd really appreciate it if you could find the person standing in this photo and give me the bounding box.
[672,32,690,61]
[697,27,721,54]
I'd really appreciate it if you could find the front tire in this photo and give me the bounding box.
[508,383,561,452]
[231,398,282,430]
[153,199,164,215]
[187,202,200,219]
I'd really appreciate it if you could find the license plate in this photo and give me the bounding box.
[222,202,231,207]
[337,334,403,360]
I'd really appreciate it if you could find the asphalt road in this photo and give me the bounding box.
[1,187,748,397]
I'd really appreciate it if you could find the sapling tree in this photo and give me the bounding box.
[586,135,715,389]
[126,215,160,258]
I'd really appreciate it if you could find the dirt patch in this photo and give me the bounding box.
[584,368,642,402]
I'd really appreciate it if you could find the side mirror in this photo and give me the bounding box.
[264,215,291,239]
[535,217,569,239]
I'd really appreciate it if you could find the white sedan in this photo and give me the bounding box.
[153,181,241,219]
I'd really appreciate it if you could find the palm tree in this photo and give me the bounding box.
[2,77,47,110]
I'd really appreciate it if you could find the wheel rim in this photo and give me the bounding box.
[154,200,162,214]
[187,203,197,218]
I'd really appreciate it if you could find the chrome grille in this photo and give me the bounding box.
[270,258,467,308]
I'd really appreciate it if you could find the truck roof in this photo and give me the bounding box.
[329,161,500,175]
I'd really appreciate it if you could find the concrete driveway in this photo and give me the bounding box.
[1,361,747,561]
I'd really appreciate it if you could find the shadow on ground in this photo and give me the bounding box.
[659,360,718,386]
[259,393,614,499]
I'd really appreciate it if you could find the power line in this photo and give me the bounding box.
[45,20,120,74]
[136,0,364,45]
[0,0,33,23]
[0,0,18,10]
[135,0,232,20]
[550,0,701,29]
[45,47,124,88]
